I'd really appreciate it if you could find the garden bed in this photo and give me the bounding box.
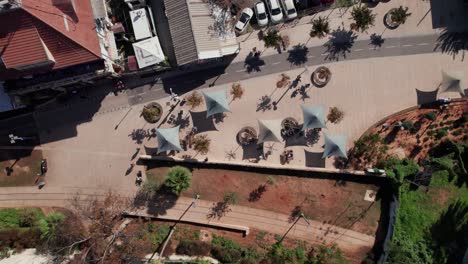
[348,102,468,169]
[146,165,381,236]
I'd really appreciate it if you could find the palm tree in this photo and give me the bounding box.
[230,82,244,100]
[389,6,411,27]
[263,29,281,48]
[193,134,211,155]
[165,166,192,195]
[185,91,203,109]
[350,4,376,32]
[310,16,330,38]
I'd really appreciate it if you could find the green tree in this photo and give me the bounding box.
[390,6,411,25]
[350,4,376,32]
[38,212,65,241]
[263,30,281,48]
[165,166,192,195]
[310,16,330,38]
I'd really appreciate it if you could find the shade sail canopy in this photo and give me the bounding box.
[258,119,283,144]
[439,71,465,96]
[322,134,347,159]
[155,126,182,154]
[202,89,231,117]
[302,105,326,130]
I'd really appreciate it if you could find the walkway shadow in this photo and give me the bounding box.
[324,27,357,61]
[304,150,326,168]
[287,44,309,66]
[244,51,265,73]
[189,111,218,134]
[435,29,468,61]
[416,88,438,105]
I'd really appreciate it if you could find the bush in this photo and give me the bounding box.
[148,224,170,247]
[263,30,281,48]
[176,240,211,256]
[223,192,238,205]
[423,112,437,121]
[38,212,65,240]
[350,4,375,32]
[18,209,40,228]
[231,83,244,100]
[140,179,160,198]
[193,134,211,155]
[165,166,192,195]
[402,120,414,131]
[186,92,203,109]
[327,107,344,124]
[435,129,448,140]
[211,235,243,263]
[310,16,330,38]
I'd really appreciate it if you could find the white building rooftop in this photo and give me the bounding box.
[130,8,152,40]
[132,36,165,69]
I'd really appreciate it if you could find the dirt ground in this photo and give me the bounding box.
[146,166,381,236]
[0,149,43,187]
[349,101,468,169]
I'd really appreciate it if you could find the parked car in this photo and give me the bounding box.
[235,8,254,33]
[254,2,268,27]
[281,0,297,20]
[266,0,283,24]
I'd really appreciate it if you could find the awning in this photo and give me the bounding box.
[322,134,347,159]
[155,126,182,154]
[302,105,326,130]
[258,119,283,144]
[202,89,231,117]
[439,71,464,96]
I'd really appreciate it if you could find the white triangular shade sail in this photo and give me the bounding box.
[258,119,283,144]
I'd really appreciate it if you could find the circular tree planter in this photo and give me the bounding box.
[384,9,400,29]
[281,117,300,138]
[311,66,331,88]
[142,102,163,123]
[237,126,258,146]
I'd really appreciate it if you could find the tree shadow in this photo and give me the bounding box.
[287,44,309,66]
[384,126,400,144]
[248,184,267,202]
[129,129,149,144]
[207,200,231,220]
[323,27,357,61]
[256,95,273,112]
[213,113,227,124]
[244,51,265,73]
[290,84,311,101]
[369,33,385,49]
[133,185,179,216]
[435,30,468,61]
[170,110,191,129]
[288,206,302,223]
[305,128,321,146]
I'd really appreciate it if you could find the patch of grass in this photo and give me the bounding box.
[0,208,44,231]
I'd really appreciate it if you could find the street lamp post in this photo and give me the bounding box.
[147,194,200,263]
[278,212,310,244]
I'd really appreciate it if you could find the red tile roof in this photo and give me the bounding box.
[0,0,103,80]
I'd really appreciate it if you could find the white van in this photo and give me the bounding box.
[281,0,297,20]
[266,0,283,24]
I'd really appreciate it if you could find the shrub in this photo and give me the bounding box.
[423,112,437,121]
[310,16,330,38]
[390,6,411,25]
[185,91,203,109]
[223,192,238,205]
[148,225,170,247]
[165,166,192,195]
[350,4,375,32]
[193,134,211,155]
[18,209,40,228]
[402,120,414,131]
[230,83,244,100]
[327,107,344,124]
[38,212,65,240]
[211,235,243,263]
[263,30,281,48]
[435,129,448,140]
[140,179,160,198]
[176,240,211,256]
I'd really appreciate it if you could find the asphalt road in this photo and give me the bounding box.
[127,34,439,105]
